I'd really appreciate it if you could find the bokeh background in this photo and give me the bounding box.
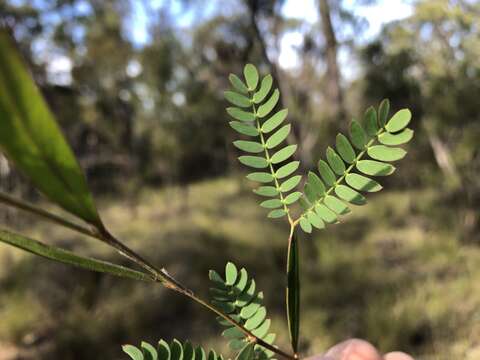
[0,0,479,359]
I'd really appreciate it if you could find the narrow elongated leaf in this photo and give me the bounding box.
[317,160,336,186]
[336,134,356,164]
[308,172,325,196]
[364,106,378,137]
[0,33,101,226]
[257,89,279,118]
[270,145,297,164]
[170,340,184,360]
[123,345,144,360]
[345,173,382,192]
[182,343,193,360]
[253,75,273,104]
[225,91,251,107]
[262,109,288,133]
[266,124,290,149]
[253,186,279,197]
[386,109,411,133]
[280,175,301,192]
[227,108,255,122]
[367,145,406,162]
[356,160,395,176]
[334,185,366,205]
[244,64,259,90]
[378,128,414,146]
[0,229,153,281]
[286,230,300,353]
[284,192,302,205]
[247,172,273,183]
[326,147,346,175]
[233,140,264,153]
[276,161,299,179]
[194,347,206,360]
[230,121,259,136]
[260,199,283,209]
[378,99,390,127]
[238,156,268,169]
[324,195,350,215]
[349,120,367,150]
[229,74,249,94]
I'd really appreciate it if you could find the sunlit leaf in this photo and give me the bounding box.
[227,107,255,122]
[230,121,259,136]
[364,106,378,137]
[326,147,346,175]
[284,192,302,205]
[260,199,283,209]
[225,262,238,286]
[253,186,279,197]
[276,161,300,179]
[247,172,274,183]
[314,204,337,223]
[317,160,336,186]
[257,89,279,118]
[324,195,350,215]
[280,175,301,192]
[268,209,287,218]
[367,145,406,162]
[270,145,297,164]
[123,345,144,360]
[225,91,251,107]
[335,133,356,164]
[261,109,288,133]
[266,124,290,149]
[233,140,264,153]
[238,156,269,169]
[307,172,325,196]
[349,120,367,150]
[345,173,382,192]
[378,128,414,146]
[386,109,411,133]
[334,185,366,205]
[229,74,249,94]
[356,160,395,176]
[299,217,312,233]
[253,75,273,104]
[378,99,390,127]
[244,64,259,91]
[0,33,101,226]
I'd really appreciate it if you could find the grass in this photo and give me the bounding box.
[0,177,479,359]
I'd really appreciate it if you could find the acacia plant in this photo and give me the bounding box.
[0,32,414,360]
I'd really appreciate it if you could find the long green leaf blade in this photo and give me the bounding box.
[286,230,300,353]
[0,229,152,281]
[0,32,101,226]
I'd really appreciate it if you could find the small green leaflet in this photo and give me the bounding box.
[385,109,411,133]
[326,147,346,175]
[378,128,414,145]
[233,140,264,153]
[227,107,255,122]
[262,109,288,133]
[364,106,378,137]
[238,156,269,169]
[225,91,251,107]
[230,121,259,136]
[317,160,336,186]
[349,120,367,150]
[336,133,356,164]
[247,172,274,183]
[378,99,390,127]
[334,185,366,205]
[266,124,290,149]
[229,74,249,94]
[253,75,273,104]
[244,64,259,90]
[367,145,406,162]
[276,161,300,179]
[257,89,280,118]
[284,192,302,205]
[307,172,325,196]
[356,160,395,176]
[345,173,382,192]
[271,145,297,164]
[280,175,301,192]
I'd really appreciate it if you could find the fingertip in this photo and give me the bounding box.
[325,338,382,360]
[384,351,414,360]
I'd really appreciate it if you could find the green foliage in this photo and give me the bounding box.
[0,31,102,227]
[123,339,224,360]
[225,64,301,220]
[297,100,413,233]
[209,262,277,360]
[286,232,299,353]
[0,229,152,282]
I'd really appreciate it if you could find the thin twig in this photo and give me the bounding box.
[0,191,297,360]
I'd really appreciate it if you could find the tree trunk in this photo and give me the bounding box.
[318,0,345,123]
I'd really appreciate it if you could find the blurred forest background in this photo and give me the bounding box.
[0,0,479,359]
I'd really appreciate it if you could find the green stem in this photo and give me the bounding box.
[251,98,293,224]
[0,192,296,360]
[293,129,385,225]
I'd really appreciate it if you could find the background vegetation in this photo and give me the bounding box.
[0,0,479,359]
